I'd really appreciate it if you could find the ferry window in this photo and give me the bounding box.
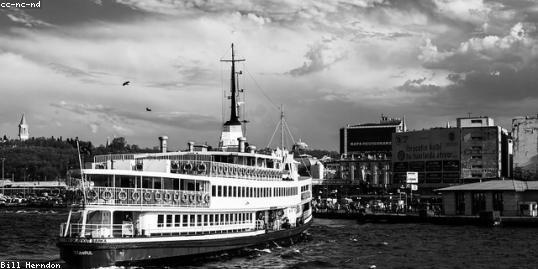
[142,177,152,188]
[154,178,162,190]
[216,214,220,225]
[197,215,202,226]
[267,159,274,168]
[166,215,172,227]
[88,174,113,187]
[187,181,195,191]
[190,215,195,227]
[223,186,227,197]
[173,179,180,190]
[239,213,242,223]
[182,215,188,227]
[212,185,216,196]
[174,215,181,227]
[218,186,222,197]
[228,186,232,197]
[233,186,237,197]
[180,179,185,190]
[220,214,225,225]
[163,178,174,190]
[195,182,200,191]
[241,187,245,197]
[157,214,164,227]
[209,215,214,226]
[204,215,209,226]
[225,214,229,225]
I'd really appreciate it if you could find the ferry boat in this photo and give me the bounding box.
[57,44,313,268]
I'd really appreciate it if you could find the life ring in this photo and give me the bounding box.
[173,191,180,202]
[118,190,128,201]
[211,165,216,174]
[204,194,210,204]
[154,191,163,202]
[189,193,196,204]
[163,192,172,202]
[143,191,152,202]
[183,162,193,171]
[87,189,98,201]
[102,189,113,201]
[198,163,207,173]
[181,192,188,203]
[132,191,140,202]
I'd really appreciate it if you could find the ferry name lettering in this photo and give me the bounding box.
[0,262,21,269]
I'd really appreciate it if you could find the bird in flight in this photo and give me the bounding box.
[122,81,130,86]
[146,107,152,112]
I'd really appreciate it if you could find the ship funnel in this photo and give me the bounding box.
[238,137,246,152]
[158,136,168,153]
[188,141,195,152]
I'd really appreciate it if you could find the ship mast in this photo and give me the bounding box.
[221,43,245,125]
[219,44,246,149]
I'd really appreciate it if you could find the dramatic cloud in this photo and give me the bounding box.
[1,0,538,150]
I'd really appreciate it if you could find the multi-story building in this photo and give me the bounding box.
[512,116,538,180]
[329,115,406,191]
[392,117,513,194]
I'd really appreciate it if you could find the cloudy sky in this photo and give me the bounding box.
[1,0,538,151]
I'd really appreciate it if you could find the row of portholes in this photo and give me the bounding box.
[210,163,280,179]
[86,188,210,205]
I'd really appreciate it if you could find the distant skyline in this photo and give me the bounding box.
[1,0,538,151]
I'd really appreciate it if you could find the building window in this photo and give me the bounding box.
[455,192,465,215]
[471,192,486,215]
[493,192,503,214]
[471,119,482,123]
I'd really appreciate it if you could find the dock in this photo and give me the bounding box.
[314,211,538,227]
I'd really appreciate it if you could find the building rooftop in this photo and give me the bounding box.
[437,180,538,192]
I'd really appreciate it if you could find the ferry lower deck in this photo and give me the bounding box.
[58,216,312,268]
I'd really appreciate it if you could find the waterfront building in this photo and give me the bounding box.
[512,116,538,180]
[18,114,29,141]
[392,116,513,194]
[437,180,538,216]
[314,115,405,197]
[339,116,405,189]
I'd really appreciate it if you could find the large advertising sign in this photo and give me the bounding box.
[345,127,396,152]
[392,128,461,184]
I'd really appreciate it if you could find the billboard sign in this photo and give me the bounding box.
[406,172,418,184]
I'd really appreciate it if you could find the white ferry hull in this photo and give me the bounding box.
[58,218,312,268]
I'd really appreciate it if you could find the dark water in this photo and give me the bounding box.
[1,209,538,269]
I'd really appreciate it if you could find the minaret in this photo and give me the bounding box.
[219,44,245,149]
[18,114,29,141]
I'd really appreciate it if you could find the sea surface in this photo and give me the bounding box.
[1,208,538,268]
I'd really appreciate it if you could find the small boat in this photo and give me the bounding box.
[57,44,313,268]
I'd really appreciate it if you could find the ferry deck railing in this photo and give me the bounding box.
[60,223,134,238]
[85,186,210,207]
[93,155,284,181]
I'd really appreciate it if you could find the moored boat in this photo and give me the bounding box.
[57,44,313,268]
